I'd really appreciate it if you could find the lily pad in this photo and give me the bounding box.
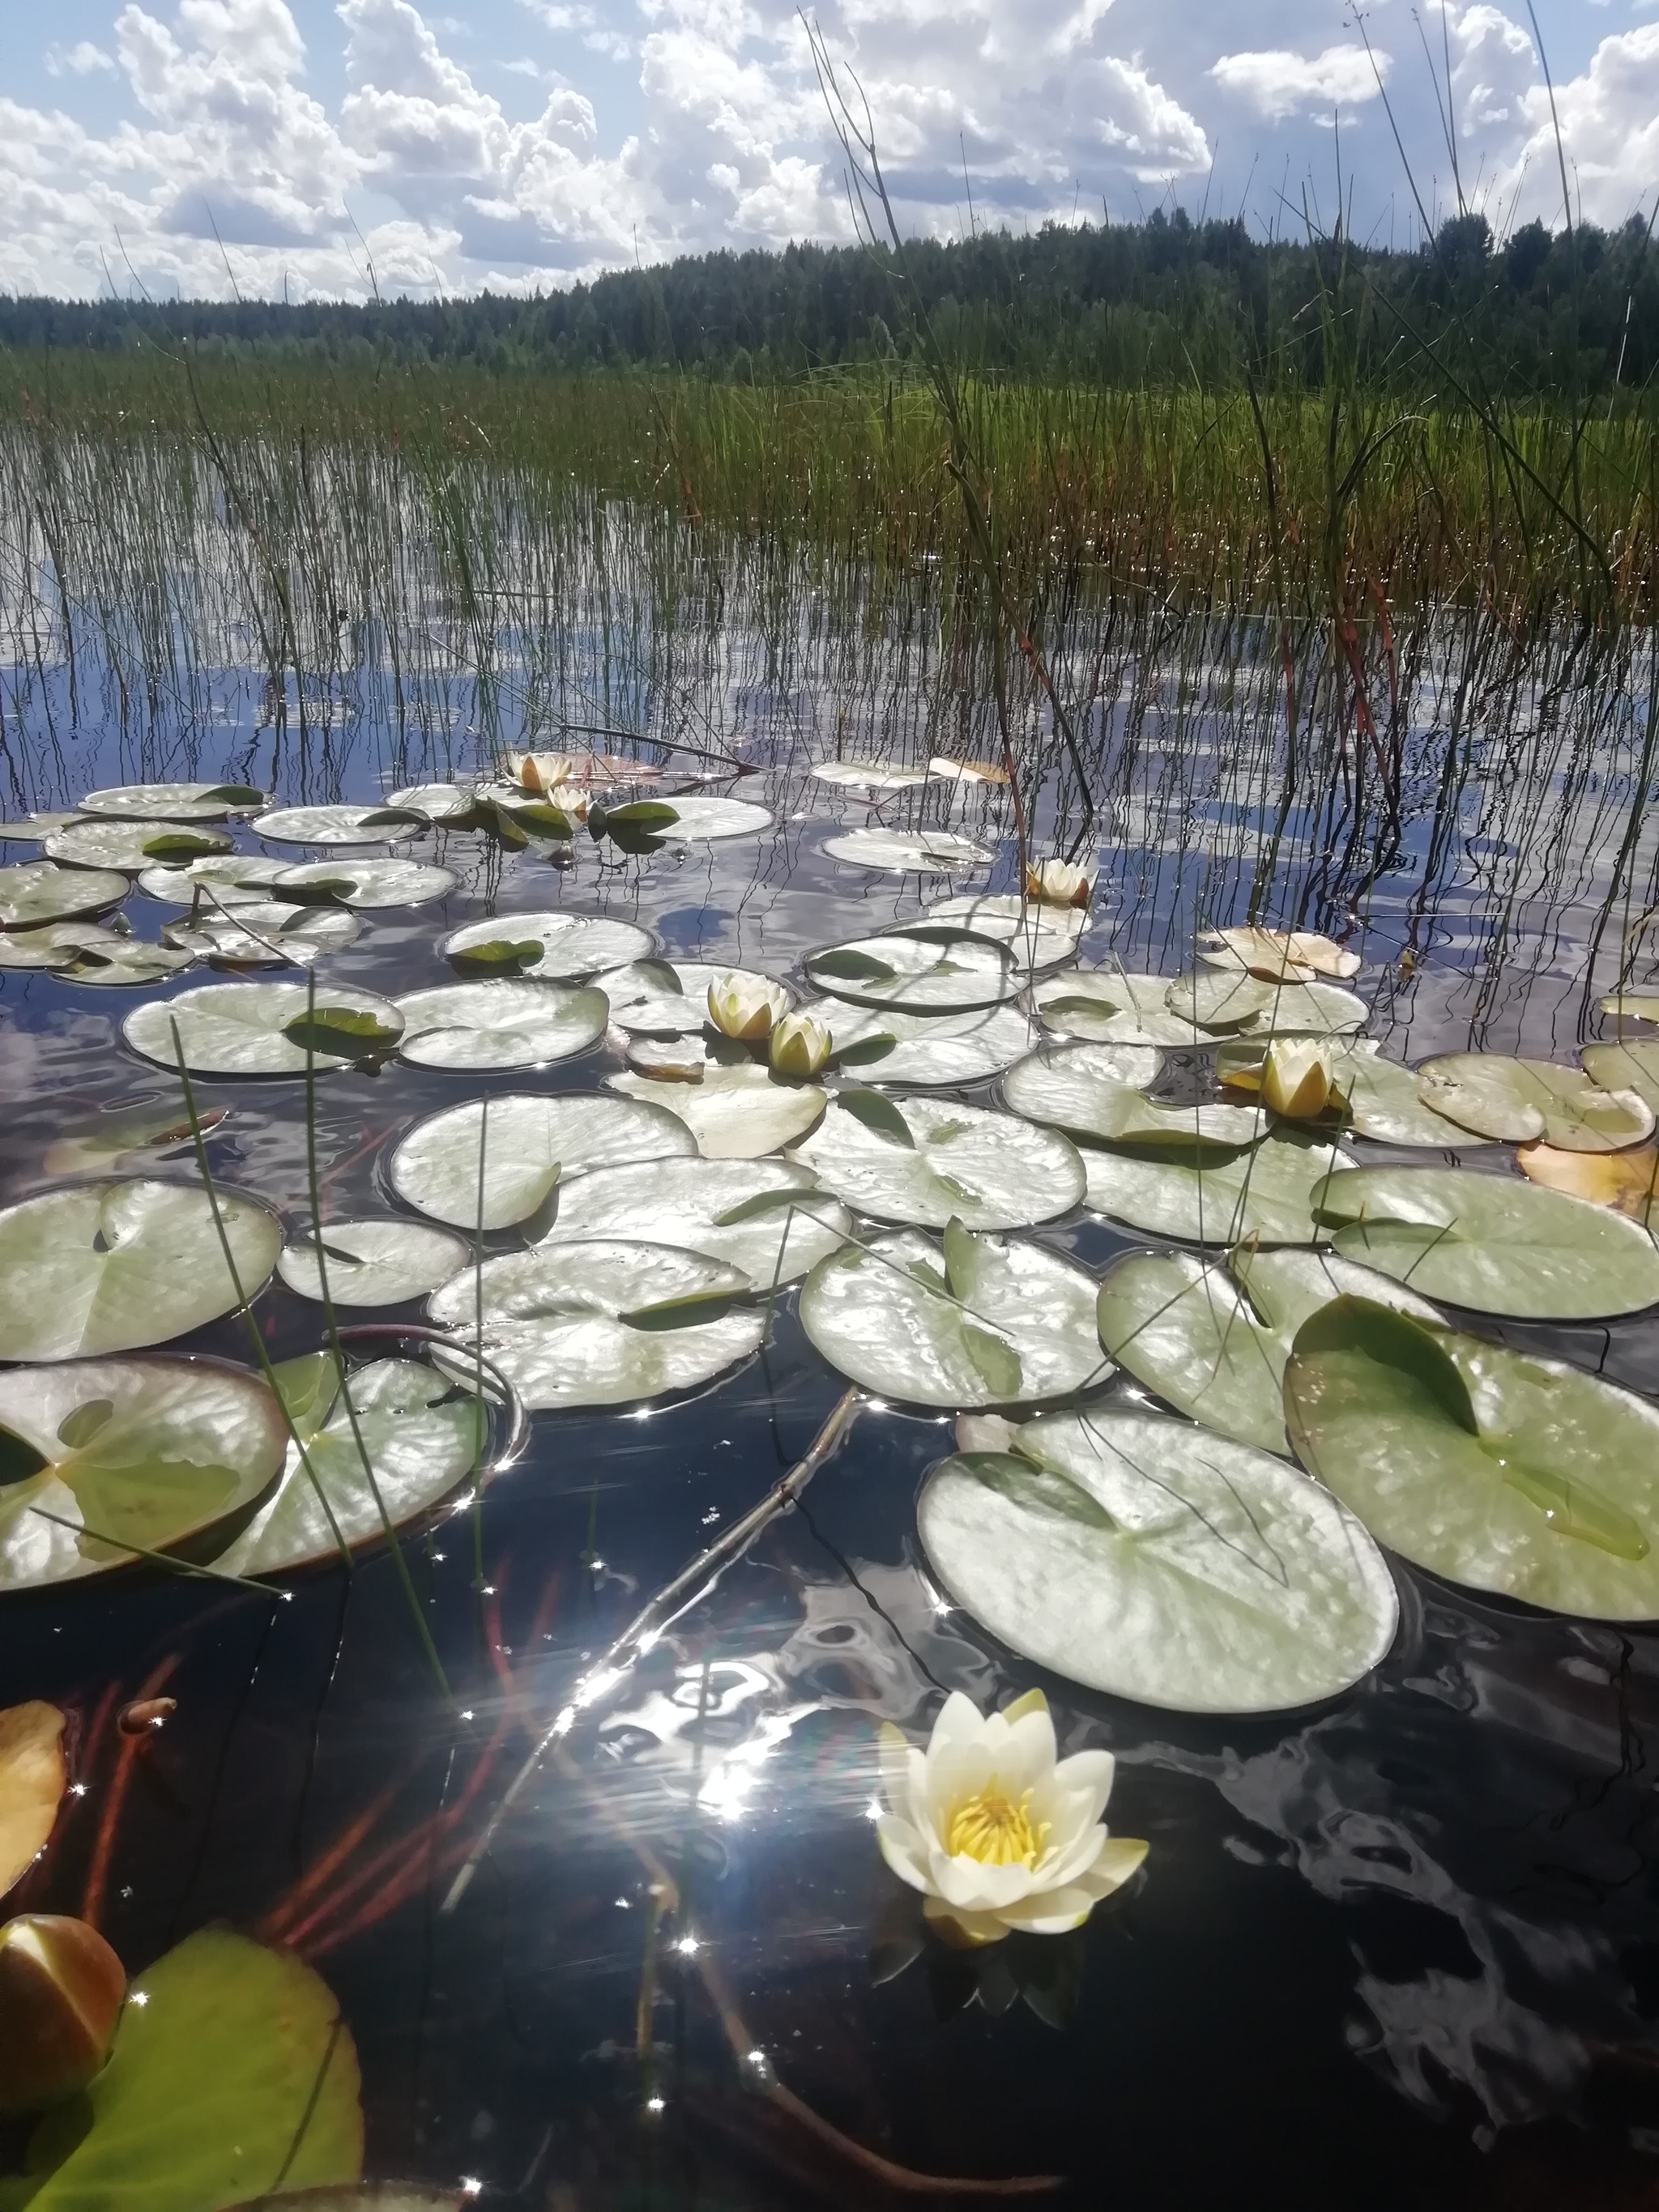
[0,1355,287,1590]
[822,829,992,872]
[0,1702,66,1896]
[1234,978,1369,1038]
[125,982,404,1077]
[276,1221,471,1307]
[646,795,773,840]
[0,862,129,931]
[50,937,197,989]
[808,761,932,791]
[1313,1164,1659,1319]
[427,1241,761,1411]
[536,1156,848,1283]
[1033,969,1204,1048]
[805,929,1017,1012]
[1004,1042,1260,1149]
[270,859,455,910]
[45,820,234,872]
[16,1927,361,2204]
[1166,970,1368,1038]
[1516,1140,1659,1228]
[163,903,362,969]
[1082,1128,1345,1247]
[212,1355,484,1577]
[393,982,608,1072]
[389,1093,695,1230]
[791,1095,1086,1230]
[1198,926,1361,982]
[1284,1296,1659,1619]
[79,782,267,821]
[0,813,87,843]
[1096,1246,1441,1455]
[1416,1053,1656,1152]
[0,923,135,972]
[137,855,295,906]
[917,1411,1398,1712]
[254,804,428,846]
[599,961,793,1035]
[0,1181,282,1362]
[608,1062,827,1157]
[1600,994,1659,1025]
[383,781,481,825]
[799,1225,1107,1408]
[441,909,654,981]
[1584,1040,1659,1115]
[923,893,1085,971]
[1221,1038,1466,1148]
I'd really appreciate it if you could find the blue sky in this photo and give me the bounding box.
[2,0,1654,299]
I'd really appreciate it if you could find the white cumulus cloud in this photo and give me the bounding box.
[1209,44,1386,125]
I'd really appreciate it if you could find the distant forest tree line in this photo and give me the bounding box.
[3,211,1657,399]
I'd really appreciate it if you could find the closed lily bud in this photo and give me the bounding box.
[1261,1038,1340,1119]
[706,973,788,1042]
[0,1915,126,2115]
[1024,859,1093,910]
[770,1012,831,1078]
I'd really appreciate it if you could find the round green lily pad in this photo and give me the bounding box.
[805,928,1017,1012]
[254,804,428,846]
[276,1221,471,1307]
[923,893,1085,970]
[0,861,130,930]
[45,820,234,872]
[441,909,655,979]
[608,1062,827,1157]
[125,982,403,1077]
[269,859,454,910]
[163,903,362,968]
[1033,968,1202,1048]
[822,829,992,872]
[808,1000,1043,1087]
[138,855,295,906]
[537,1155,848,1282]
[394,981,608,1071]
[389,1093,695,1230]
[79,782,267,821]
[1416,1053,1656,1152]
[792,1093,1086,1230]
[1082,1128,1345,1246]
[1004,1041,1256,1148]
[1584,1039,1659,1116]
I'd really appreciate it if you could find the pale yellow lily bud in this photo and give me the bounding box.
[706,973,789,1041]
[1261,1038,1339,1119]
[1024,859,1094,910]
[770,1012,831,1077]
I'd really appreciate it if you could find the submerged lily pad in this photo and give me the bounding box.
[213,1354,484,1576]
[805,929,1017,1012]
[441,909,655,980]
[0,1355,287,1590]
[1096,1246,1441,1455]
[1584,1039,1659,1115]
[254,804,427,846]
[791,1094,1085,1230]
[0,1181,281,1362]
[0,862,129,931]
[270,859,455,910]
[137,855,296,906]
[45,820,233,872]
[1082,1128,1345,1246]
[1004,1042,1259,1149]
[536,1156,848,1282]
[917,1411,1397,1713]
[822,829,992,872]
[1313,1164,1659,1319]
[799,1225,1105,1408]
[163,902,362,968]
[811,1000,1042,1087]
[1416,1054,1655,1152]
[276,1220,471,1306]
[389,1093,695,1230]
[125,982,403,1077]
[924,894,1085,971]
[608,1062,827,1157]
[17,1926,361,2203]
[427,1240,761,1411]
[1032,968,1204,1048]
[43,1101,228,1178]
[79,782,267,822]
[1285,1297,1659,1619]
[599,960,792,1035]
[393,982,608,1071]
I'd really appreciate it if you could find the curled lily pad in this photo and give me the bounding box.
[608,1062,827,1157]
[1082,1128,1345,1247]
[1314,1165,1659,1319]
[53,937,197,988]
[427,1240,761,1411]
[1219,1037,1465,1148]
[0,923,134,972]
[212,1354,484,1576]
[1004,1042,1261,1149]
[792,1095,1085,1230]
[163,903,362,969]
[809,760,932,791]
[1601,994,1659,1024]
[0,1181,281,1362]
[822,829,992,872]
[1284,1297,1659,1619]
[1584,1040,1659,1115]
[393,982,608,1071]
[600,960,792,1035]
[276,1221,470,1306]
[1198,926,1361,982]
[270,859,454,910]
[800,1225,1107,1408]
[536,1156,848,1282]
[254,804,427,846]
[0,1701,66,1895]
[1416,1053,1656,1152]
[125,982,403,1077]
[1096,1245,1441,1455]
[0,1355,288,1590]
[138,855,294,906]
[79,782,267,821]
[917,1411,1397,1713]
[1033,969,1201,1048]
[45,820,233,872]
[0,813,87,843]
[806,1000,1042,1087]
[389,1093,695,1230]
[806,929,1017,1012]
[441,909,654,980]
[924,894,1085,970]
[1516,1141,1659,1228]
[0,862,129,930]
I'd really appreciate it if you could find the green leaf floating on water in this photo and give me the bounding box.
[283,1006,403,1063]
[390,1093,694,1230]
[15,1927,360,2209]
[0,1356,287,1592]
[834,1087,915,1148]
[791,1094,1085,1230]
[608,1062,827,1159]
[539,1156,847,1283]
[1416,1053,1656,1153]
[0,863,129,931]
[1081,1127,1345,1247]
[126,983,405,1079]
[1283,1295,1659,1617]
[1004,1040,1253,1149]
[915,1408,1398,1713]
[393,982,608,1072]
[441,910,654,981]
[1584,1039,1659,1116]
[1033,968,1204,1049]
[804,929,1017,1012]
[810,948,898,983]
[276,1220,469,1308]
[0,1181,282,1362]
[445,937,543,975]
[1311,1163,1659,1319]
[79,781,267,821]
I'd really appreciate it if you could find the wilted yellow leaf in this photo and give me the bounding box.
[1516,1140,1659,1225]
[1202,927,1362,983]
[0,1702,67,1898]
[928,755,1009,786]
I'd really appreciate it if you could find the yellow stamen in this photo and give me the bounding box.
[944,1784,1050,1868]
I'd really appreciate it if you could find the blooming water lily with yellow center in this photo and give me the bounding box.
[876,1689,1146,1945]
[707,973,790,1041]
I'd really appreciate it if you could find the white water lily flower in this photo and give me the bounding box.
[876,1689,1147,1945]
[770,1011,831,1077]
[1260,1038,1344,1119]
[504,751,579,795]
[707,973,789,1042]
[1024,859,1094,910]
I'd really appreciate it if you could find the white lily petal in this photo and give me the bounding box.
[1076,1835,1149,1898]
[1032,1821,1112,1894]
[876,1816,933,1894]
[922,1895,1013,1946]
[1051,1747,1115,1825]
[928,1691,986,1751]
[930,1848,1038,1913]
[997,1886,1099,1937]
